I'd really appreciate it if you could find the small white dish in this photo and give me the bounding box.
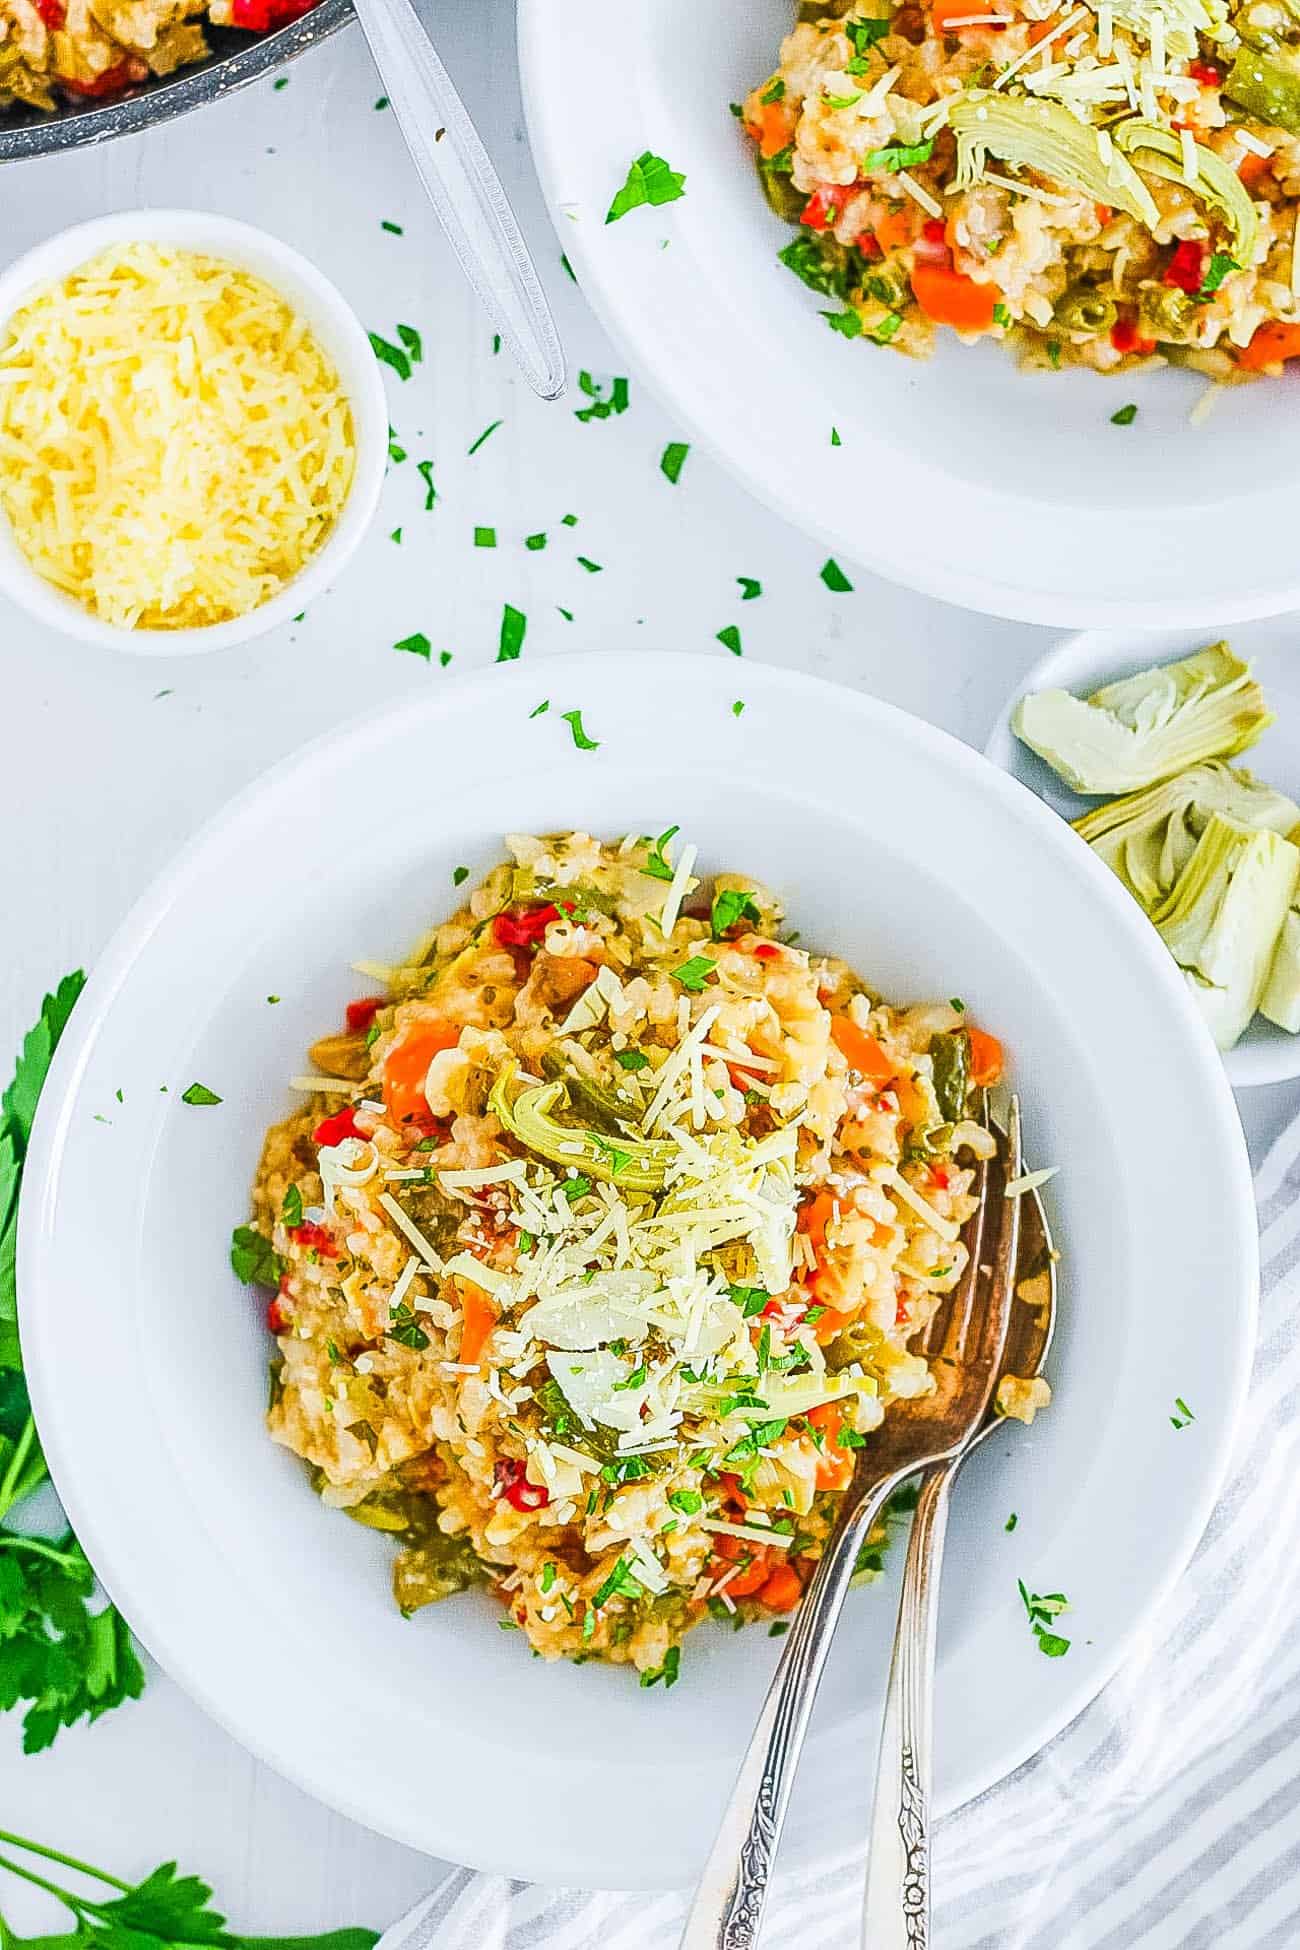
[518,0,1300,628]
[987,621,1300,1087]
[0,209,387,656]
[19,653,1256,1886]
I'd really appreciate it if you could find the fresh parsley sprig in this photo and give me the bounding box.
[0,1828,379,1950]
[0,973,147,1751]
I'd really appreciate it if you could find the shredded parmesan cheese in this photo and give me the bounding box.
[0,243,355,631]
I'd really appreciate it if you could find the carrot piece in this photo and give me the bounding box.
[911,263,999,330]
[1238,150,1271,187]
[457,1279,497,1368]
[830,1016,896,1085]
[808,1399,856,1488]
[799,1189,838,1256]
[932,0,999,28]
[873,206,913,252]
[757,99,795,158]
[966,1027,1004,1086]
[383,1018,460,1128]
[1027,16,1057,39]
[758,1564,804,1611]
[723,1548,772,1598]
[1238,320,1300,370]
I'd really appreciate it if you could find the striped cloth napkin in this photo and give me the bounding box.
[380,1111,1300,1950]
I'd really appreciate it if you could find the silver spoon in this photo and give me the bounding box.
[349,0,565,400]
[861,1105,1058,1949]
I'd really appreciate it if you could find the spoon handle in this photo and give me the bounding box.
[860,1463,952,1950]
[348,0,566,400]
[678,1471,906,1950]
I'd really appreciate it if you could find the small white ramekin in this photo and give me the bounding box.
[0,208,388,656]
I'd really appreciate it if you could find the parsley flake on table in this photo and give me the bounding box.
[660,441,690,483]
[732,699,745,717]
[672,955,717,994]
[474,526,497,548]
[576,555,602,573]
[737,576,762,600]
[1170,1396,1196,1429]
[831,426,842,445]
[468,418,503,456]
[389,527,402,544]
[575,371,630,422]
[381,219,403,235]
[1111,403,1138,425]
[561,708,600,750]
[530,699,550,718]
[1005,1512,1018,1532]
[561,512,578,527]
[821,558,854,592]
[717,624,743,656]
[1018,1580,1071,1657]
[453,866,470,886]
[387,427,406,463]
[273,74,287,88]
[374,94,388,108]
[394,631,432,660]
[606,151,687,223]
[181,1082,221,1106]
[369,331,413,381]
[417,459,437,509]
[440,650,453,667]
[498,604,527,661]
[560,252,577,282]
[557,606,574,621]
[526,531,548,550]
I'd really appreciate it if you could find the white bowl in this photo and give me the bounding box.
[0,210,387,656]
[987,621,1300,1086]
[519,0,1300,628]
[19,653,1256,1886]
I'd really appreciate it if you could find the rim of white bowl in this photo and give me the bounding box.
[19,651,1258,1883]
[0,209,387,656]
[984,626,1300,1087]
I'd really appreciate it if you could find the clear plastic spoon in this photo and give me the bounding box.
[349,0,566,400]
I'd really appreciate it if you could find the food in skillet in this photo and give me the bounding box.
[236,831,1010,1680]
[0,0,310,114]
[746,0,1300,375]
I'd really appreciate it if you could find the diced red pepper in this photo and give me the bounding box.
[1110,314,1157,355]
[752,943,780,961]
[34,0,65,25]
[266,1296,289,1334]
[494,1457,550,1511]
[1187,59,1220,84]
[1164,239,1206,293]
[345,995,384,1034]
[857,231,883,258]
[492,903,560,949]
[801,183,857,232]
[60,57,146,95]
[312,1105,365,1147]
[289,1221,338,1258]
[930,1164,951,1189]
[230,0,313,27]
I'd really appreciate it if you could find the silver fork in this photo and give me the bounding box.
[678,1100,1021,1950]
[861,1100,1058,1948]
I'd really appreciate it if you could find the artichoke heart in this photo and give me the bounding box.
[1114,119,1259,265]
[948,96,1159,228]
[1224,41,1300,139]
[1014,643,1273,796]
[1072,760,1300,910]
[489,1065,676,1190]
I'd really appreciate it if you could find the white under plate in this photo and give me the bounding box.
[986,619,1300,1086]
[518,0,1300,628]
[20,654,1256,1887]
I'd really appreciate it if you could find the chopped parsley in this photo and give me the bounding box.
[381,219,403,235]
[562,1174,593,1202]
[560,252,577,282]
[281,1185,303,1227]
[1110,402,1138,426]
[779,233,853,301]
[387,427,406,463]
[474,526,497,548]
[388,1302,429,1350]
[606,151,687,223]
[440,650,453,667]
[728,1285,769,1318]
[738,576,762,600]
[592,1556,645,1606]
[576,555,603,573]
[562,512,579,526]
[642,824,680,881]
[453,866,470,886]
[561,708,600,750]
[732,699,745,717]
[1199,251,1239,297]
[575,372,630,422]
[847,15,891,51]
[820,558,854,592]
[468,419,503,456]
[498,604,527,661]
[390,528,402,544]
[717,624,743,656]
[230,1224,283,1287]
[615,1048,649,1071]
[993,302,1010,326]
[370,331,413,381]
[821,305,863,338]
[640,1645,681,1689]
[530,699,550,717]
[660,441,690,483]
[394,631,432,660]
[760,76,785,103]
[417,460,437,509]
[831,426,841,445]
[181,1082,221,1106]
[541,1562,557,1594]
[862,138,934,172]
[526,531,547,550]
[824,90,862,108]
[1019,1580,1071,1658]
[669,1489,704,1515]
[671,955,718,993]
[1170,1396,1196,1430]
[711,888,760,937]
[1005,1512,1018,1532]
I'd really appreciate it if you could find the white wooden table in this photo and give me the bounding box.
[0,1,1293,1934]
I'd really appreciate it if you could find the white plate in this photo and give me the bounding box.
[987,620,1300,1086]
[20,653,1256,1888]
[518,0,1300,629]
